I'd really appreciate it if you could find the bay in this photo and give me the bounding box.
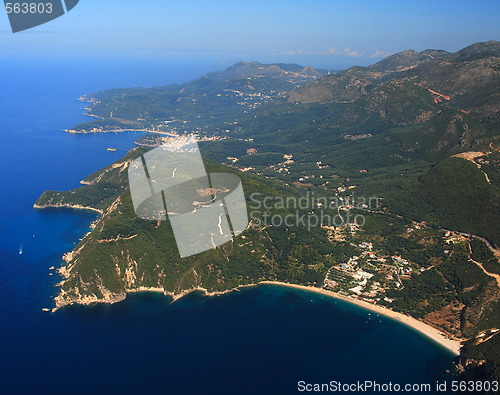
[0,58,455,394]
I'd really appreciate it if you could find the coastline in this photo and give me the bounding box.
[33,202,103,214]
[71,281,461,355]
[126,285,248,302]
[258,281,461,355]
[41,198,461,355]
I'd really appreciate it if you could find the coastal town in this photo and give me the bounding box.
[321,222,485,304]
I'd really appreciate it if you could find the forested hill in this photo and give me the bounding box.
[37,41,500,382]
[69,61,329,133]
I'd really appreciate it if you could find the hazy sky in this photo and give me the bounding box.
[1,0,499,68]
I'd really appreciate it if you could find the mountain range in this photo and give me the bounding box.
[37,41,500,383]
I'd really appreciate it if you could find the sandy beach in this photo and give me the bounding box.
[66,281,462,355]
[259,281,462,355]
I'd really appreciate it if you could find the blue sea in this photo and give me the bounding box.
[0,58,456,394]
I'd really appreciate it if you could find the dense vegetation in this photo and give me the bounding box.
[38,41,500,384]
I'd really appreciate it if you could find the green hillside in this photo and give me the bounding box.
[37,41,500,382]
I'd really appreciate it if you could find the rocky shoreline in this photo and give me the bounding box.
[49,276,462,355]
[51,282,247,312]
[33,202,103,214]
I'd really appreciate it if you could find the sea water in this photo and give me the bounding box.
[0,58,455,394]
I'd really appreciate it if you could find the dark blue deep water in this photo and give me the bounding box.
[0,59,455,394]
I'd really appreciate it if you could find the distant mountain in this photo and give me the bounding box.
[288,41,500,126]
[212,41,499,240]
[340,48,449,79]
[366,48,449,72]
[39,41,500,382]
[71,61,327,134]
[448,40,500,62]
[204,61,328,81]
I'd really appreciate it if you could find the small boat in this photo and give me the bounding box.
[19,243,23,255]
[107,147,117,151]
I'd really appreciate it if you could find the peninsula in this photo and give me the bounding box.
[35,42,500,381]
